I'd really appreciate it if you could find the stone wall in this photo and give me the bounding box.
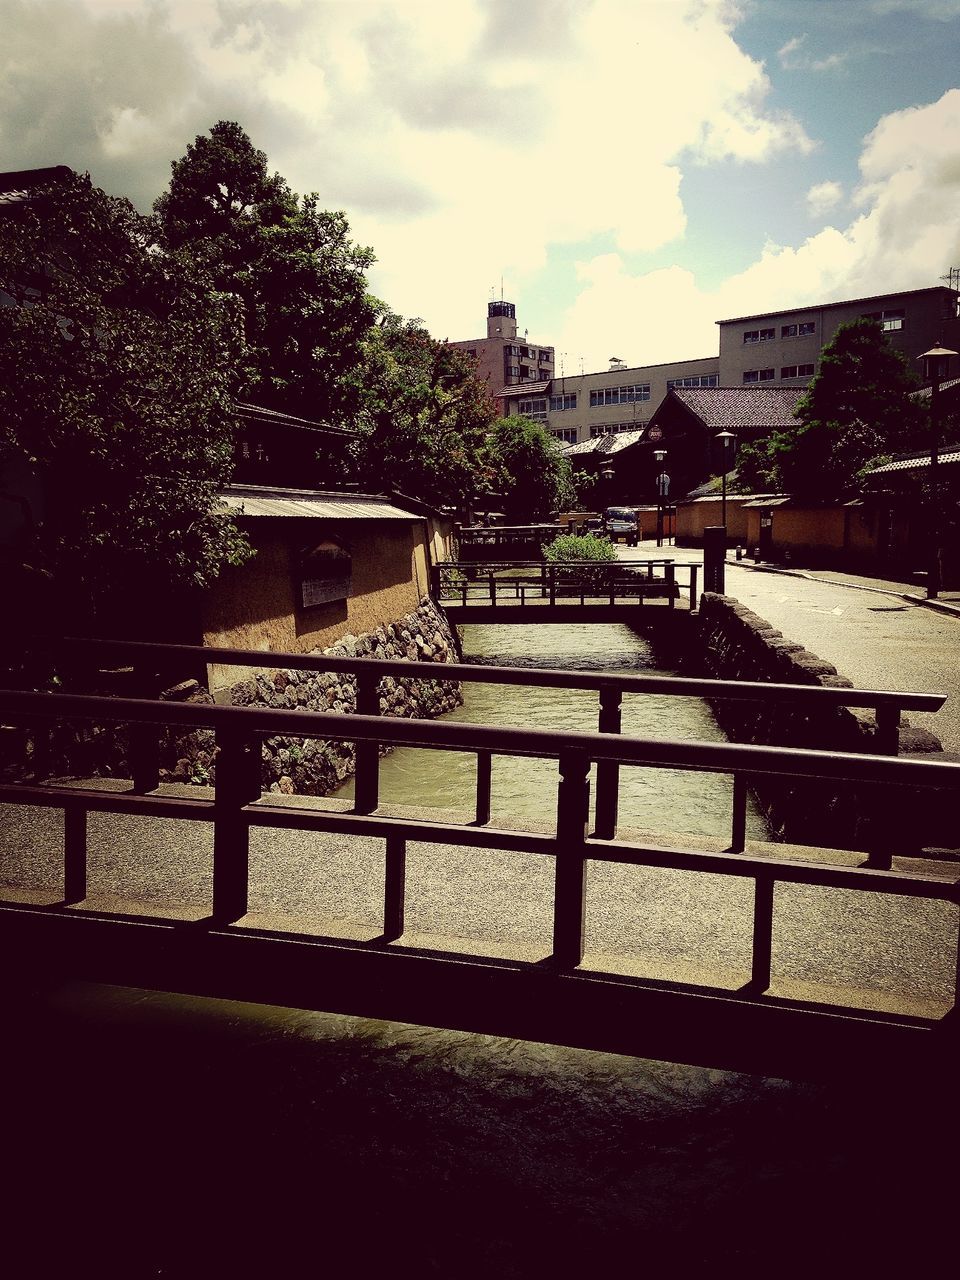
[160,597,463,795]
[683,593,947,852]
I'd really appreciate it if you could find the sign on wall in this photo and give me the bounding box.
[298,539,352,608]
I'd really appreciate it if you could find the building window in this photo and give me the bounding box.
[588,384,650,407]
[518,397,547,417]
[505,365,520,377]
[666,374,719,390]
[781,324,797,338]
[550,392,577,411]
[551,427,578,444]
[539,350,552,362]
[589,422,638,438]
[798,321,815,335]
[743,328,775,344]
[743,368,775,383]
[782,363,816,378]
[864,308,905,332]
[507,344,520,357]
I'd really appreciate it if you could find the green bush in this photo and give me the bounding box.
[544,532,617,563]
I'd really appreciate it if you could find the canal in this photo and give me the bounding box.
[336,620,768,843]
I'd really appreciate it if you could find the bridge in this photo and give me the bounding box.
[431,556,701,623]
[1,638,957,1083]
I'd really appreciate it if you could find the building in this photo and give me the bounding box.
[499,355,720,446]
[718,286,960,390]
[448,301,555,401]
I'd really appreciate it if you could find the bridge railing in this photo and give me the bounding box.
[432,558,700,610]
[4,635,945,865]
[0,688,958,1007]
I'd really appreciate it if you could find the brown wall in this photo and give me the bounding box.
[202,518,433,691]
[676,497,752,543]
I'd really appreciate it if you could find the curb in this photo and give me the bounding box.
[725,559,960,619]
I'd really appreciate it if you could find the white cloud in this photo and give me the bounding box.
[558,89,960,370]
[777,32,847,73]
[0,0,814,345]
[806,180,844,217]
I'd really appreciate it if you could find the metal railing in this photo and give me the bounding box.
[5,635,945,862]
[432,558,700,611]
[0,687,958,1003]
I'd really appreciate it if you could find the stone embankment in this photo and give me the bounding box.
[158,598,463,796]
[685,593,948,852]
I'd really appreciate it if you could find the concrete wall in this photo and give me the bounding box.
[676,497,752,544]
[687,593,947,852]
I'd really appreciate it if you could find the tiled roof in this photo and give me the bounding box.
[561,429,646,457]
[666,386,805,429]
[913,376,960,399]
[0,166,72,211]
[497,380,552,398]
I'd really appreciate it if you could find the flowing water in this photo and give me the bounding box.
[336,620,767,843]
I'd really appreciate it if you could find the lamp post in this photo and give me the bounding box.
[715,430,736,536]
[918,343,957,600]
[654,448,668,547]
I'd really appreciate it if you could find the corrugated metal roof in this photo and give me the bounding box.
[219,487,421,520]
[866,447,960,475]
[497,380,552,398]
[562,429,646,457]
[741,496,792,508]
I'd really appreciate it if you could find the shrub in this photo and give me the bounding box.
[544,532,617,563]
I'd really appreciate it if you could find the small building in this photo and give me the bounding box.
[741,496,886,569]
[204,486,455,693]
[675,494,767,546]
[447,301,555,405]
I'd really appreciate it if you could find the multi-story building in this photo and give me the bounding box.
[718,286,960,389]
[499,355,720,446]
[448,301,555,400]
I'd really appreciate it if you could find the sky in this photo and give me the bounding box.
[2,0,960,374]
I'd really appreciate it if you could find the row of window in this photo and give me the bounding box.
[743,322,816,343]
[550,392,577,411]
[589,384,650,407]
[551,427,578,444]
[589,422,641,438]
[742,363,814,383]
[666,374,719,390]
[517,397,548,416]
[507,344,553,361]
[862,308,904,331]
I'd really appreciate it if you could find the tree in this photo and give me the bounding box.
[0,171,250,631]
[343,312,500,509]
[489,415,575,522]
[154,121,376,425]
[736,318,926,498]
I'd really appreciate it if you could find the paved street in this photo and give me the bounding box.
[623,544,960,753]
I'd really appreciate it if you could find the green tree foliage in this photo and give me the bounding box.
[489,415,575,523]
[0,171,250,628]
[342,312,499,508]
[154,121,376,425]
[736,318,925,498]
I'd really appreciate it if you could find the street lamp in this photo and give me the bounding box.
[918,343,957,599]
[715,430,736,535]
[653,447,668,548]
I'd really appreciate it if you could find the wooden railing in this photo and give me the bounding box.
[432,558,701,611]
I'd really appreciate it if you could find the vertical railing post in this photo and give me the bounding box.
[475,750,492,826]
[383,833,406,942]
[750,875,775,992]
[665,560,676,608]
[689,565,699,611]
[213,726,259,923]
[489,572,497,606]
[730,773,747,853]
[354,669,380,815]
[549,563,556,606]
[552,750,590,967]
[63,806,87,904]
[129,663,161,793]
[875,704,900,756]
[430,563,441,599]
[703,526,726,595]
[594,688,622,840]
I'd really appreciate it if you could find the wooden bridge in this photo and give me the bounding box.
[431,557,701,623]
[1,638,957,1082]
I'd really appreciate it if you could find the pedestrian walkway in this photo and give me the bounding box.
[624,543,960,751]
